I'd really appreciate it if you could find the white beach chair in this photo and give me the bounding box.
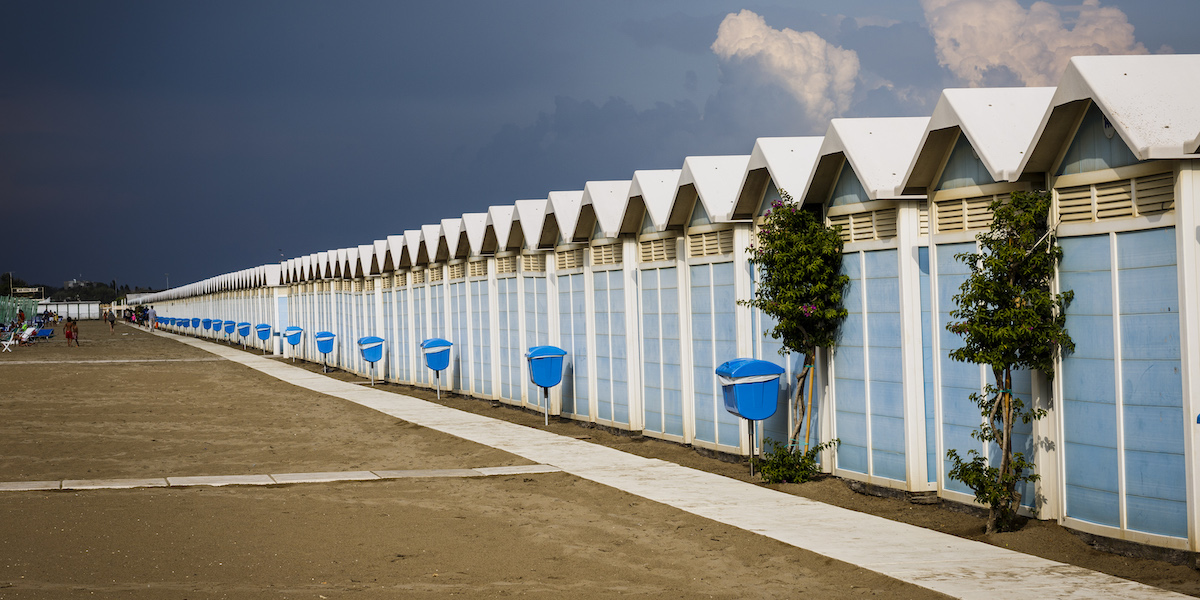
[1,331,16,352]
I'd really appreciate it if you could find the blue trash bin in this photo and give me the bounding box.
[315,331,336,372]
[191,318,200,329]
[202,318,212,331]
[223,320,235,337]
[420,338,452,398]
[283,326,303,362]
[237,322,251,337]
[526,346,567,425]
[358,336,385,386]
[716,358,784,476]
[255,324,272,354]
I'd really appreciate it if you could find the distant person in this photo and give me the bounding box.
[106,309,116,334]
[147,306,157,329]
[64,317,79,347]
[17,309,24,324]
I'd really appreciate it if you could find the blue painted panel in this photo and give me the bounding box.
[1065,441,1120,495]
[836,409,868,447]
[1119,267,1178,315]
[1126,494,1188,538]
[1063,399,1118,444]
[871,413,906,453]
[1058,103,1143,176]
[1061,271,1114,315]
[1117,227,1177,269]
[869,380,904,418]
[920,247,936,483]
[1064,316,1115,360]
[864,250,899,278]
[1066,483,1120,528]
[868,350,904,384]
[838,443,869,474]
[830,161,869,207]
[872,446,907,482]
[1122,360,1183,407]
[938,133,997,190]
[866,314,901,354]
[1059,235,1112,272]
[839,314,865,347]
[834,378,866,413]
[1120,314,1180,361]
[939,355,980,390]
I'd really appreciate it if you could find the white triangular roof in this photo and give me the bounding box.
[421,224,443,263]
[805,117,929,203]
[404,230,424,266]
[386,235,407,268]
[733,137,823,218]
[669,155,751,225]
[357,244,374,277]
[628,169,681,232]
[514,199,550,251]
[1019,55,1200,174]
[440,218,464,260]
[548,190,585,244]
[486,205,516,252]
[461,213,489,256]
[372,239,388,272]
[581,180,632,238]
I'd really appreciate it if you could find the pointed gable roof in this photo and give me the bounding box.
[624,169,681,233]
[486,205,516,253]
[421,223,444,263]
[547,190,585,244]
[386,235,408,268]
[732,137,823,219]
[666,155,751,227]
[514,199,550,251]
[580,180,632,239]
[804,117,929,204]
[440,218,465,260]
[1020,54,1200,174]
[357,244,374,277]
[404,229,426,266]
[461,213,489,257]
[901,87,1055,194]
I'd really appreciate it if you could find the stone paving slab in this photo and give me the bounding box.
[63,478,169,490]
[167,474,278,487]
[372,468,484,479]
[159,330,1191,600]
[269,470,380,484]
[0,480,61,492]
[475,465,564,476]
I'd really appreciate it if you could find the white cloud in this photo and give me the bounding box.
[711,9,860,124]
[921,0,1148,87]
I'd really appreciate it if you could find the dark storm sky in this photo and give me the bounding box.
[3,0,1196,290]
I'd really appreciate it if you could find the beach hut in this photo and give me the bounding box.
[1011,55,1200,549]
[548,190,590,420]
[385,234,414,384]
[462,212,495,400]
[900,86,1056,510]
[731,137,826,451]
[802,116,930,490]
[514,199,556,413]
[486,205,525,405]
[627,169,684,442]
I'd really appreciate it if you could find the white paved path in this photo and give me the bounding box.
[161,331,1186,600]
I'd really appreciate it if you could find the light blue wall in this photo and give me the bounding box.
[593,269,630,425]
[835,250,906,482]
[523,275,549,404]
[919,248,936,484]
[938,134,995,191]
[413,286,429,385]
[381,289,392,380]
[1058,103,1143,176]
[830,161,869,207]
[558,272,589,417]
[470,279,491,396]
[1059,228,1185,538]
[496,277,520,401]
[395,287,411,382]
[641,267,684,438]
[691,261,741,448]
[450,281,468,391]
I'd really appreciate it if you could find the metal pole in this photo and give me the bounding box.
[435,371,441,400]
[543,387,549,426]
[748,419,756,477]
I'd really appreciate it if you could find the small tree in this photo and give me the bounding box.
[742,190,849,450]
[946,190,1074,534]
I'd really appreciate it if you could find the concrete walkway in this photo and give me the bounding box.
[159,331,1186,600]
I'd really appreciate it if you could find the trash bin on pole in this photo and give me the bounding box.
[202,318,213,332]
[211,320,222,340]
[237,322,251,349]
[420,338,452,399]
[717,358,784,476]
[526,346,567,426]
[223,320,236,344]
[283,326,303,362]
[255,324,272,355]
[315,331,336,373]
[357,336,385,386]
[191,317,201,330]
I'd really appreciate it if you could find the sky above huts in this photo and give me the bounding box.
[3,0,1198,288]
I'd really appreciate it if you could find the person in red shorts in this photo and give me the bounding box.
[64,317,79,347]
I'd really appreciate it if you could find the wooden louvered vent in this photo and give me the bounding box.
[935,195,1002,233]
[364,279,374,292]
[496,256,517,274]
[688,229,734,258]
[639,238,676,263]
[394,272,407,287]
[919,205,930,236]
[413,269,426,284]
[469,260,488,278]
[521,254,546,273]
[429,266,444,282]
[1056,172,1175,224]
[556,248,585,270]
[591,243,623,266]
[826,208,898,243]
[448,263,466,280]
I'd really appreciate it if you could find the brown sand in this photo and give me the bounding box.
[0,320,948,599]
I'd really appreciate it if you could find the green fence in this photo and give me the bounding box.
[0,296,40,325]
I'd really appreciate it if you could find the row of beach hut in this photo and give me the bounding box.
[141,55,1200,553]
